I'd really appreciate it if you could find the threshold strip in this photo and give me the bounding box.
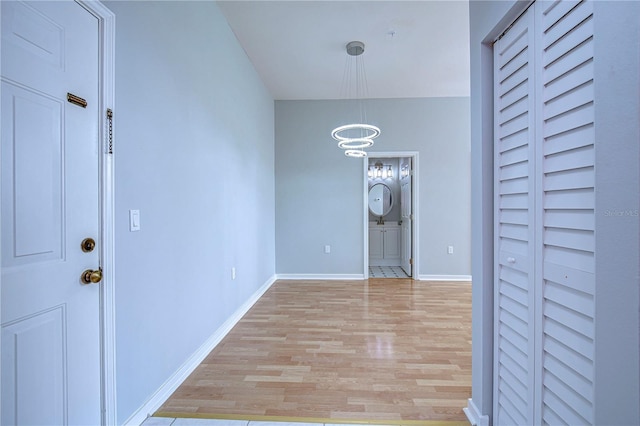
[154,412,469,426]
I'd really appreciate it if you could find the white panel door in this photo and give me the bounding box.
[493,6,536,425]
[400,163,412,275]
[1,1,101,424]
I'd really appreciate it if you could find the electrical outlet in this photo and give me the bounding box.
[231,267,236,280]
[448,246,454,254]
[324,245,331,254]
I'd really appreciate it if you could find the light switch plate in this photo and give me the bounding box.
[129,209,140,231]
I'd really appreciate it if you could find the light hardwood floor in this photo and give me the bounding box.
[156,279,471,424]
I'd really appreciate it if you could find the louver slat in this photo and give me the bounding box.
[545,335,594,380]
[543,60,593,103]
[544,167,594,191]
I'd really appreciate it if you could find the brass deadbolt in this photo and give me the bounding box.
[81,268,102,284]
[81,238,96,253]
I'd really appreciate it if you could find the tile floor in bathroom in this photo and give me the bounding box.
[368,266,409,278]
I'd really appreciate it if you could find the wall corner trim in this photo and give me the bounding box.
[463,398,490,426]
[276,274,365,281]
[418,274,472,282]
[122,274,278,426]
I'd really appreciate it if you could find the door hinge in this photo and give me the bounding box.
[409,258,413,265]
[106,108,113,154]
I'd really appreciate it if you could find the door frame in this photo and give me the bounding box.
[363,151,419,280]
[0,1,116,424]
[81,2,117,423]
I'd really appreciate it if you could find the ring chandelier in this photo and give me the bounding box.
[330,41,380,157]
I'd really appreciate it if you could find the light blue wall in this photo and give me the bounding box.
[592,2,640,422]
[104,2,275,423]
[275,98,470,277]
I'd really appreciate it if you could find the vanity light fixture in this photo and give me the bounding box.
[369,161,395,180]
[330,41,380,158]
[375,162,383,178]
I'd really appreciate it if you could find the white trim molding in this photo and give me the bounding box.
[464,398,490,426]
[276,274,365,281]
[364,151,420,280]
[77,1,116,424]
[418,274,472,282]
[122,275,278,426]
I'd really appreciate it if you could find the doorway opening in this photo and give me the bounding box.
[363,152,419,280]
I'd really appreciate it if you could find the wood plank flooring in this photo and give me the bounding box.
[156,279,471,423]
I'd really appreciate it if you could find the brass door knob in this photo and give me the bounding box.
[81,268,102,284]
[81,238,96,252]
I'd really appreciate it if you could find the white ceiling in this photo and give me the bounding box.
[217,1,470,101]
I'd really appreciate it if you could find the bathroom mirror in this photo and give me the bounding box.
[368,183,393,217]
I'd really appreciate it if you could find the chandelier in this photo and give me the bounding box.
[331,41,380,158]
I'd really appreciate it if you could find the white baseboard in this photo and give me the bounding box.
[277,274,471,282]
[123,274,278,426]
[463,398,490,426]
[418,274,472,282]
[276,273,365,280]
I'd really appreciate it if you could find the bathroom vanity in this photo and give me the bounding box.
[368,222,401,266]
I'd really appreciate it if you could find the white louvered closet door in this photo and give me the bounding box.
[537,1,595,424]
[494,7,536,425]
[494,1,595,424]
